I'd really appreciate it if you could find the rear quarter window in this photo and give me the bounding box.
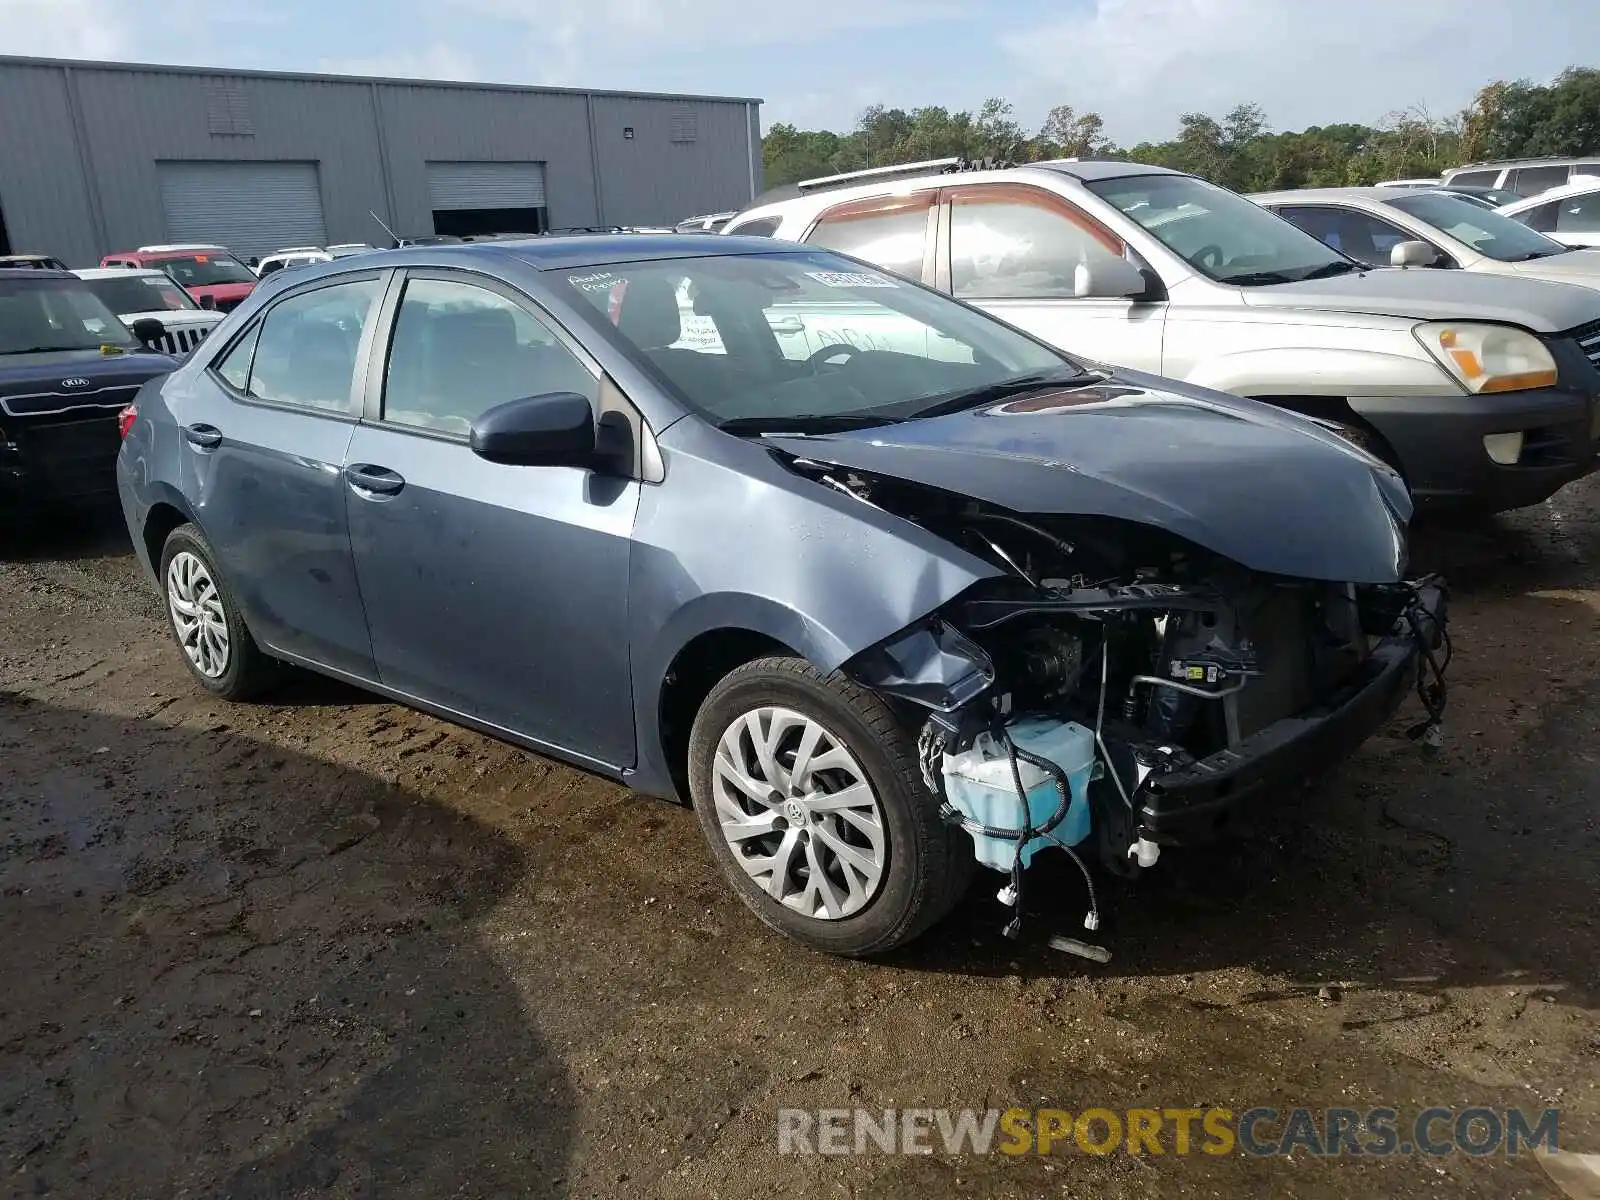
[725,216,781,238]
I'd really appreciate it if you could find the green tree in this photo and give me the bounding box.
[1036,104,1114,158]
[759,65,1598,200]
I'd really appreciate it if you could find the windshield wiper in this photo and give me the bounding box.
[1219,270,1296,286]
[910,368,1103,419]
[1299,260,1363,280]
[0,344,106,355]
[1512,248,1568,261]
[717,412,906,436]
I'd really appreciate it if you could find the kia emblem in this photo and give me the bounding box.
[61,378,91,389]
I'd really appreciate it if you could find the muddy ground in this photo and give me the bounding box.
[2,483,1598,1200]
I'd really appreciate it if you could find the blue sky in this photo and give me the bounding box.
[4,0,1598,145]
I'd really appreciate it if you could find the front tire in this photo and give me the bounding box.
[159,523,277,700]
[688,656,973,956]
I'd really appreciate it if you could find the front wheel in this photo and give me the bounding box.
[159,523,278,700]
[688,656,973,956]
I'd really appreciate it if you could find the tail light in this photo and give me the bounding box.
[117,404,137,440]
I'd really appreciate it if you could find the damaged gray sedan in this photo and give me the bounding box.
[116,235,1449,957]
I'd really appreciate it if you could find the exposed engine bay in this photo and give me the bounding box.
[820,462,1452,949]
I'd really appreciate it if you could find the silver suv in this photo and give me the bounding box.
[727,160,1600,514]
[1443,158,1600,196]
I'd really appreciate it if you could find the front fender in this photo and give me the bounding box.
[624,420,1001,797]
[1185,346,1455,399]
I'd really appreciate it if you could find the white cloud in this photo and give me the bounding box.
[318,44,482,84]
[999,0,1600,144]
[0,0,132,60]
[449,0,970,48]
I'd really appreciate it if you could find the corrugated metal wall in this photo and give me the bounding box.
[590,95,759,227]
[0,64,104,266]
[0,57,761,266]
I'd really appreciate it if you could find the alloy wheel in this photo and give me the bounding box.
[166,550,230,678]
[711,706,887,920]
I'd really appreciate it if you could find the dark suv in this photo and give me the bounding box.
[0,269,177,507]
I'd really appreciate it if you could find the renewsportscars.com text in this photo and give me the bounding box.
[777,1106,1560,1158]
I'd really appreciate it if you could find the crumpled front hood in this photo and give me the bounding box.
[1238,265,1600,332]
[764,371,1412,584]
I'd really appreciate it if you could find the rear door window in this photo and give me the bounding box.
[226,279,380,414]
[804,195,934,281]
[1508,165,1571,195]
[1448,170,1499,187]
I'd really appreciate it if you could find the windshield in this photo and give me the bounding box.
[1386,193,1571,261]
[0,277,135,353]
[558,250,1072,430]
[1087,173,1357,284]
[82,273,197,315]
[154,253,257,286]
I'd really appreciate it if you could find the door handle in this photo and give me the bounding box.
[768,316,805,334]
[344,463,406,497]
[184,423,222,449]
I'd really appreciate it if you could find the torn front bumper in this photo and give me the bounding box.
[1132,579,1448,844]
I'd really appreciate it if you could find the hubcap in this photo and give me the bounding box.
[711,706,886,920]
[166,551,230,678]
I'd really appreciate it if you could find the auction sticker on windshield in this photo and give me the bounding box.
[806,271,899,288]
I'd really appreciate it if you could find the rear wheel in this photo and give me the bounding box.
[688,656,972,956]
[159,524,277,700]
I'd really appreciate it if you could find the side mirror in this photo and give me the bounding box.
[1073,257,1147,299]
[470,392,596,467]
[198,294,218,310]
[1390,240,1438,268]
[130,317,166,346]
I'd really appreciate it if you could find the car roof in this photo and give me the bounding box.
[75,266,165,279]
[281,235,806,279]
[0,267,77,280]
[489,233,802,269]
[1250,186,1416,205]
[1500,177,1600,211]
[734,159,1189,230]
[1030,159,1186,182]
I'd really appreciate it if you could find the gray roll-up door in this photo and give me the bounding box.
[426,162,547,210]
[158,162,328,258]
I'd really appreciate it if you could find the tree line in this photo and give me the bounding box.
[761,67,1600,194]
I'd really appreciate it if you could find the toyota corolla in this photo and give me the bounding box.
[115,236,1448,956]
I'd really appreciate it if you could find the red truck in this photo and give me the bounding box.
[99,244,258,311]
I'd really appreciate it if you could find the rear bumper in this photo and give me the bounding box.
[1136,581,1446,842]
[1350,386,1598,514]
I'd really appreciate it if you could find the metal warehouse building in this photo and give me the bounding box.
[0,55,763,266]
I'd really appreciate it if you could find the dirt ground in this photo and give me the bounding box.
[2,484,1598,1200]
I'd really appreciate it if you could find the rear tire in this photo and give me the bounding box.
[159,523,278,701]
[688,655,973,956]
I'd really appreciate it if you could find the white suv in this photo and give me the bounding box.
[726,159,1600,514]
[72,267,224,356]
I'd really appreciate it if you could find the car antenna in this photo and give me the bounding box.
[369,209,401,246]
